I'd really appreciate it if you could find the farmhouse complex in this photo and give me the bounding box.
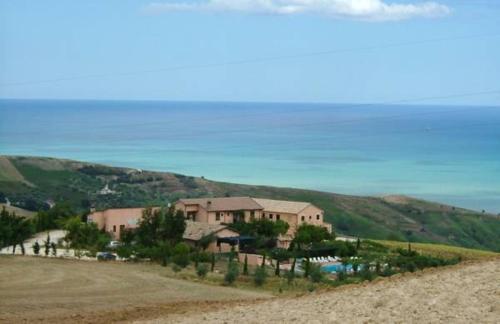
[88,197,331,250]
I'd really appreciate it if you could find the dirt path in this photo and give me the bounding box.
[143,258,500,324]
[0,256,270,323]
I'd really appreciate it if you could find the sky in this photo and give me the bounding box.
[0,0,499,105]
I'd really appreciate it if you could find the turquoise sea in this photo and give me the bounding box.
[1,99,499,213]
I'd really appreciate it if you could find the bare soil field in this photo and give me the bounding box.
[143,258,500,324]
[0,256,270,323]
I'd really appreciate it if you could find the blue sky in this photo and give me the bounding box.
[1,0,499,104]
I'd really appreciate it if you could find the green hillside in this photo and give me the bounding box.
[1,155,499,252]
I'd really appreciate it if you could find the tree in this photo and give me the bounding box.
[51,242,57,256]
[293,224,333,250]
[290,255,297,275]
[14,218,34,255]
[64,217,110,251]
[0,208,33,252]
[198,233,215,251]
[159,208,186,245]
[34,203,75,232]
[33,241,40,255]
[271,248,289,277]
[243,254,249,275]
[356,237,361,250]
[44,234,51,256]
[303,257,311,278]
[211,252,216,272]
[135,208,161,247]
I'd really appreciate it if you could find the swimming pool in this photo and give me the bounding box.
[321,263,354,273]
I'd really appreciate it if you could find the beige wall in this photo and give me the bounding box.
[186,228,239,253]
[87,208,147,240]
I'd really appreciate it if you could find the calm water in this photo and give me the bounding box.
[1,99,499,212]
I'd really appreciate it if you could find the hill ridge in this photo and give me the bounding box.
[1,155,499,252]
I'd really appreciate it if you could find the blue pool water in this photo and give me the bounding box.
[322,263,353,273]
[1,99,499,212]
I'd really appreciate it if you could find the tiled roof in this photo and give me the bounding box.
[178,197,263,211]
[252,198,311,214]
[182,220,238,241]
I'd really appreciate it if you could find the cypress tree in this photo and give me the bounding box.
[304,257,310,278]
[210,252,215,272]
[291,256,296,275]
[44,234,51,256]
[51,242,57,256]
[243,254,248,275]
[33,241,40,255]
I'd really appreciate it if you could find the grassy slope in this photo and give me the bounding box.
[1,155,499,252]
[375,240,499,260]
[0,204,36,218]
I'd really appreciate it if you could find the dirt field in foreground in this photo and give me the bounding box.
[142,258,500,324]
[0,256,270,323]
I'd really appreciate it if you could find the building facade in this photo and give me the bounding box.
[175,197,332,247]
[87,207,238,252]
[87,197,331,251]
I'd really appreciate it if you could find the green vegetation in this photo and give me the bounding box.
[1,156,500,252]
[0,206,34,253]
[375,240,499,260]
[253,266,268,286]
[196,263,209,278]
[63,216,111,254]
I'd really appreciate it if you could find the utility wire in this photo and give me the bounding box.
[1,32,499,87]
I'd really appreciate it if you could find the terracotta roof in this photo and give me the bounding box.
[182,221,238,241]
[178,197,263,212]
[252,198,311,214]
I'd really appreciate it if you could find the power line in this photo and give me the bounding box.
[1,33,499,88]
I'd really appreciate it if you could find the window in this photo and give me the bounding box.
[263,213,266,217]
[250,211,255,218]
[113,225,116,232]
[316,214,320,220]
[269,213,273,219]
[301,216,305,221]
[276,214,280,220]
[309,215,312,220]
[216,212,221,221]
[120,224,125,231]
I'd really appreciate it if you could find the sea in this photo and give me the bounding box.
[1,99,499,213]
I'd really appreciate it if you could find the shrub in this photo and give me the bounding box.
[224,262,239,285]
[172,264,182,273]
[117,245,134,259]
[172,242,190,268]
[254,266,268,286]
[196,263,209,278]
[284,270,295,285]
[309,264,324,283]
[381,267,395,277]
[32,241,40,255]
[359,267,376,281]
[336,270,346,282]
[51,242,57,256]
